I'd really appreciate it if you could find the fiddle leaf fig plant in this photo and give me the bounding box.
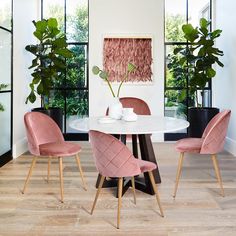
[0,84,8,111]
[25,18,74,108]
[92,62,136,97]
[172,18,224,107]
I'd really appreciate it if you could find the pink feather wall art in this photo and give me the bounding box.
[103,37,153,82]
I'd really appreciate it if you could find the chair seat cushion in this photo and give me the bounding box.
[175,138,203,153]
[136,159,157,172]
[39,141,81,157]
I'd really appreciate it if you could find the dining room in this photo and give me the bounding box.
[0,0,236,235]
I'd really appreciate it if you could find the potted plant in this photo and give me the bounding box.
[172,18,224,137]
[92,63,136,119]
[25,18,74,130]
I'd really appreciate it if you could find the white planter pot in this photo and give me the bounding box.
[108,97,123,119]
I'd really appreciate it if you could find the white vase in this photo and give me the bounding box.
[108,97,123,119]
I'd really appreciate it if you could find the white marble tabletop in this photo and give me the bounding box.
[70,115,189,135]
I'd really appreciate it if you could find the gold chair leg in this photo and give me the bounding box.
[117,177,123,229]
[131,176,136,204]
[22,156,37,194]
[91,175,105,215]
[173,152,184,198]
[58,157,64,203]
[75,154,87,190]
[47,157,51,183]
[148,171,164,217]
[212,154,225,197]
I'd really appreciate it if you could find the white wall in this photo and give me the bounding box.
[89,0,165,141]
[213,0,236,155]
[13,0,40,158]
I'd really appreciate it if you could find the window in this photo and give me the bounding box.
[42,0,89,140]
[0,0,13,166]
[164,0,212,140]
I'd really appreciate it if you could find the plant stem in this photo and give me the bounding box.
[105,78,116,97]
[117,73,128,97]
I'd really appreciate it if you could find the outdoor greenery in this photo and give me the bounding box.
[92,63,136,97]
[173,18,224,107]
[0,84,8,112]
[165,14,189,118]
[25,18,74,108]
[45,5,89,117]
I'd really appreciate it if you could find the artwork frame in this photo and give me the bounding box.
[102,35,154,84]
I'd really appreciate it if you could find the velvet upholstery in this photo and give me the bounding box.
[119,97,151,115]
[173,110,231,199]
[23,112,86,202]
[89,130,156,178]
[175,110,231,154]
[24,112,81,156]
[106,97,151,116]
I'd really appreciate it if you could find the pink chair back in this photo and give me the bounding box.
[106,97,151,115]
[200,110,231,154]
[120,97,151,115]
[89,130,141,177]
[24,112,64,156]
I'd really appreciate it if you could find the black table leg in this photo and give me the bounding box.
[135,134,161,195]
[132,134,138,158]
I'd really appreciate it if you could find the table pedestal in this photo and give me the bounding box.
[95,134,161,197]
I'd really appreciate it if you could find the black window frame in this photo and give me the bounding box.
[41,0,89,141]
[164,0,212,141]
[0,0,13,166]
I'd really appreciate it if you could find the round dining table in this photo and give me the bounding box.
[70,115,189,196]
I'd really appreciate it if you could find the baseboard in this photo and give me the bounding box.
[225,137,236,156]
[151,133,164,142]
[12,137,28,159]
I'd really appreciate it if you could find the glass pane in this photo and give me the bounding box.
[165,0,186,42]
[43,0,65,32]
[66,0,88,42]
[0,0,11,30]
[188,0,210,26]
[165,89,187,119]
[166,45,187,88]
[0,93,11,155]
[48,90,65,131]
[66,90,88,133]
[0,30,11,89]
[66,44,88,88]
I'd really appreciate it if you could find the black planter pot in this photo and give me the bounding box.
[32,107,63,131]
[188,107,219,138]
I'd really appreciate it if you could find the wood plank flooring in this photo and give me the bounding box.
[1,142,236,235]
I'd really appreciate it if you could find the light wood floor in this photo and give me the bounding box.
[1,142,236,236]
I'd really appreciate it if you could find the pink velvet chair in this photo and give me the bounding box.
[119,97,151,115]
[23,112,87,202]
[173,110,231,198]
[89,130,164,229]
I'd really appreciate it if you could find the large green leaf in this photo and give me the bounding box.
[35,20,47,32]
[200,18,208,28]
[99,71,108,80]
[25,45,38,54]
[33,30,43,40]
[92,66,100,75]
[53,37,67,48]
[206,68,216,78]
[48,18,58,28]
[54,48,73,58]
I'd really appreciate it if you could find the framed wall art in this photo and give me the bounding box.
[103,37,153,83]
